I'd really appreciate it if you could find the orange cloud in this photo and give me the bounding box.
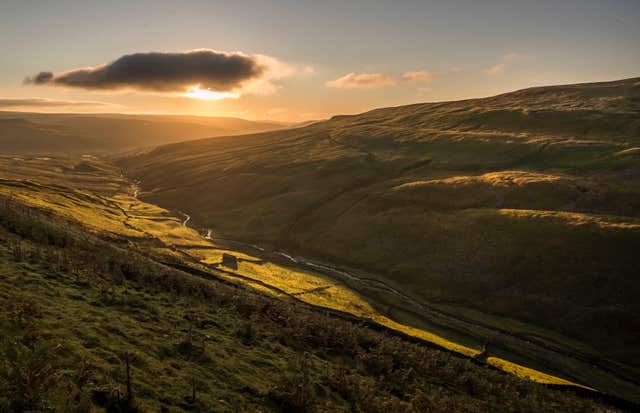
[485,63,506,76]
[484,52,526,76]
[326,73,396,88]
[502,52,522,62]
[328,69,436,89]
[400,70,434,83]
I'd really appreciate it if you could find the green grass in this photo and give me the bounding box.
[3,156,627,397]
[0,256,286,411]
[1,196,621,412]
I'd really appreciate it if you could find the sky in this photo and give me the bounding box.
[1,0,639,121]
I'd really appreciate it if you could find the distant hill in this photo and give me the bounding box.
[0,111,287,155]
[118,77,640,396]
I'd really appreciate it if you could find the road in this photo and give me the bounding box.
[178,210,191,227]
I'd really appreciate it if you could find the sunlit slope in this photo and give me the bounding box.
[0,156,601,391]
[117,77,640,376]
[0,156,209,247]
[326,77,640,145]
[0,156,480,356]
[0,188,619,412]
[0,112,286,155]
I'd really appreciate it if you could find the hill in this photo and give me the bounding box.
[117,77,640,401]
[0,156,624,412]
[0,111,286,155]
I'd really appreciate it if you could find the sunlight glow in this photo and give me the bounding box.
[183,85,239,100]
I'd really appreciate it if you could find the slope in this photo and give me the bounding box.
[0,156,625,412]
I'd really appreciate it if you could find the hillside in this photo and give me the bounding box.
[0,111,286,155]
[0,156,625,412]
[117,78,640,401]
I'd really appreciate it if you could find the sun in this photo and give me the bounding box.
[183,85,238,100]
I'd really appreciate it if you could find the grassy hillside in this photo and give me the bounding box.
[0,111,286,155]
[0,157,585,384]
[0,157,624,412]
[117,78,640,398]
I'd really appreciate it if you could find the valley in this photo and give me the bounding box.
[1,150,638,406]
[116,78,640,404]
[3,2,639,410]
[1,78,638,411]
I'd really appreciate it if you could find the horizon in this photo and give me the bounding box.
[2,74,638,123]
[1,0,639,121]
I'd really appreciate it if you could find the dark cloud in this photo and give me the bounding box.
[0,97,111,108]
[24,50,266,93]
[25,72,54,85]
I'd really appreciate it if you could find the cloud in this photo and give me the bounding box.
[400,70,434,83]
[485,63,506,76]
[25,49,292,97]
[0,97,112,108]
[501,52,522,62]
[484,52,526,76]
[326,73,396,88]
[27,72,54,85]
[327,69,436,89]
